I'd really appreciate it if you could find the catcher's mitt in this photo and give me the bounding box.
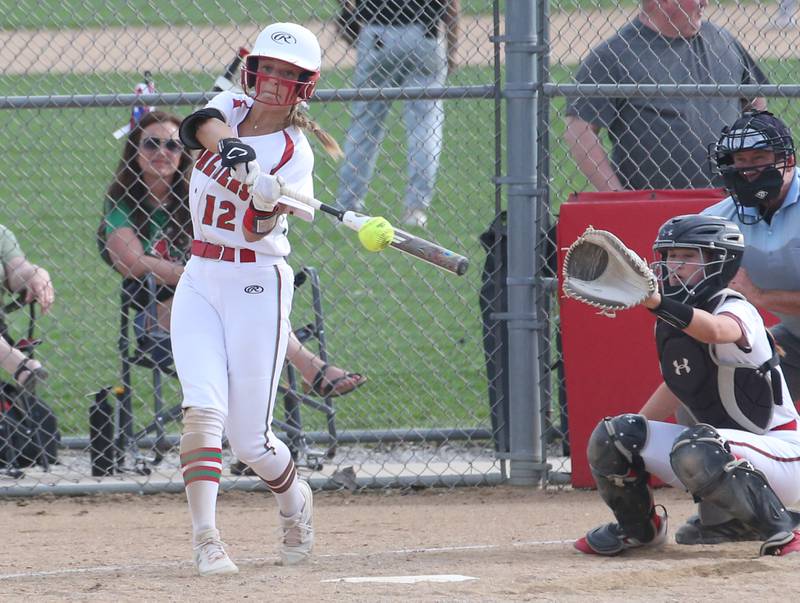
[562,226,657,314]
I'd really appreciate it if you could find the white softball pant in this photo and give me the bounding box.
[641,420,800,505]
[170,255,294,460]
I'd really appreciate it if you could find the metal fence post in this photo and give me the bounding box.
[504,0,547,485]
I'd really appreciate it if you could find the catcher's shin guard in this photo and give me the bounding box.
[670,424,800,547]
[578,414,663,554]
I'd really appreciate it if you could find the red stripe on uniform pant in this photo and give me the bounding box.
[726,440,800,463]
[262,265,284,449]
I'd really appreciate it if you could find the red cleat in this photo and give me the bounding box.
[761,530,800,556]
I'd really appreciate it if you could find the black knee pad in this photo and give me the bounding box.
[669,423,731,498]
[588,413,649,478]
[671,423,800,538]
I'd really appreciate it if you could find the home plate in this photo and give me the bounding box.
[322,574,477,584]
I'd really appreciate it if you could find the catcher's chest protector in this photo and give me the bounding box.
[656,292,780,434]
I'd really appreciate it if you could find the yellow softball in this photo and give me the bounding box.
[357,216,395,252]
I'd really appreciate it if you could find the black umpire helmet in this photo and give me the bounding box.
[653,215,745,307]
[711,111,795,224]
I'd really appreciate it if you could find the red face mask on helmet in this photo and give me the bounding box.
[240,23,322,107]
[241,58,319,106]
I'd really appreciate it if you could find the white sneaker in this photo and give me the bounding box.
[193,528,239,576]
[401,208,428,228]
[279,480,314,565]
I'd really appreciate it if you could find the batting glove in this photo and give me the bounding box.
[218,137,259,186]
[251,172,284,212]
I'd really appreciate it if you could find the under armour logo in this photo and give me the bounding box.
[673,358,691,376]
[271,32,296,45]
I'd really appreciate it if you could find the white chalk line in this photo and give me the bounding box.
[0,537,573,581]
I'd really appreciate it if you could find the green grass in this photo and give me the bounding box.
[1,64,498,440]
[0,0,499,30]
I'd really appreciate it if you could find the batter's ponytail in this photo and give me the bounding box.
[288,104,343,160]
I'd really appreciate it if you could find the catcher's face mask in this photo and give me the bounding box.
[711,111,796,225]
[653,247,728,305]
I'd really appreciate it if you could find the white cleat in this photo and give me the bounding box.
[279,480,314,566]
[193,528,239,576]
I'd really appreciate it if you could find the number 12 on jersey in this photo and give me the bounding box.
[201,194,236,231]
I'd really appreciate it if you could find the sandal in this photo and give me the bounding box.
[13,358,48,394]
[303,363,366,398]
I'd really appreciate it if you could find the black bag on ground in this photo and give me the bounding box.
[479,212,510,454]
[0,382,60,469]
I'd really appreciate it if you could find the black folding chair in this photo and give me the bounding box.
[110,274,180,474]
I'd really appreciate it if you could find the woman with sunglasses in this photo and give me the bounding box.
[173,23,346,576]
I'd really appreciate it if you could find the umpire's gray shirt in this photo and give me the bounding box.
[566,19,768,190]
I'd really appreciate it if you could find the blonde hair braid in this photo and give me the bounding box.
[289,105,343,160]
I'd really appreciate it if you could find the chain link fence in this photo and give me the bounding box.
[541,0,800,482]
[0,1,512,495]
[3,1,797,496]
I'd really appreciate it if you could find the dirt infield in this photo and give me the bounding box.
[2,6,799,77]
[3,485,798,601]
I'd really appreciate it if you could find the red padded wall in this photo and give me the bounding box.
[557,189,730,487]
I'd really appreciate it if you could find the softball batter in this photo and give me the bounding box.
[174,22,341,576]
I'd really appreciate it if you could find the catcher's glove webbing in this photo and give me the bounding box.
[562,226,657,315]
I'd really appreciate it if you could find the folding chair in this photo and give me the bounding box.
[111,274,181,475]
[97,265,339,476]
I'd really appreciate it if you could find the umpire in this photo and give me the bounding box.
[704,111,800,403]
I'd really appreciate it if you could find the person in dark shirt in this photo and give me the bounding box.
[565,0,767,191]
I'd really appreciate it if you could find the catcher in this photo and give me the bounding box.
[564,214,800,557]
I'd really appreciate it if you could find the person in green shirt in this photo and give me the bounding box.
[0,224,53,391]
[101,110,365,396]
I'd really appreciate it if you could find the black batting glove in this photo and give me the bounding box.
[217,137,256,168]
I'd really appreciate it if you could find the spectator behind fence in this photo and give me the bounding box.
[0,224,53,392]
[564,0,768,192]
[703,110,800,403]
[100,110,366,396]
[334,0,460,228]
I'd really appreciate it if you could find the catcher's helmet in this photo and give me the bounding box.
[652,214,745,306]
[711,111,795,224]
[241,22,321,106]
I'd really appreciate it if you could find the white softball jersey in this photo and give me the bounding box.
[188,90,315,261]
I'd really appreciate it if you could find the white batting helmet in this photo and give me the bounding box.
[241,22,321,106]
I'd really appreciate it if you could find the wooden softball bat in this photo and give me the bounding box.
[278,185,470,276]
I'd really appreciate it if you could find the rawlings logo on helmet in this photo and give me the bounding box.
[271,32,296,45]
